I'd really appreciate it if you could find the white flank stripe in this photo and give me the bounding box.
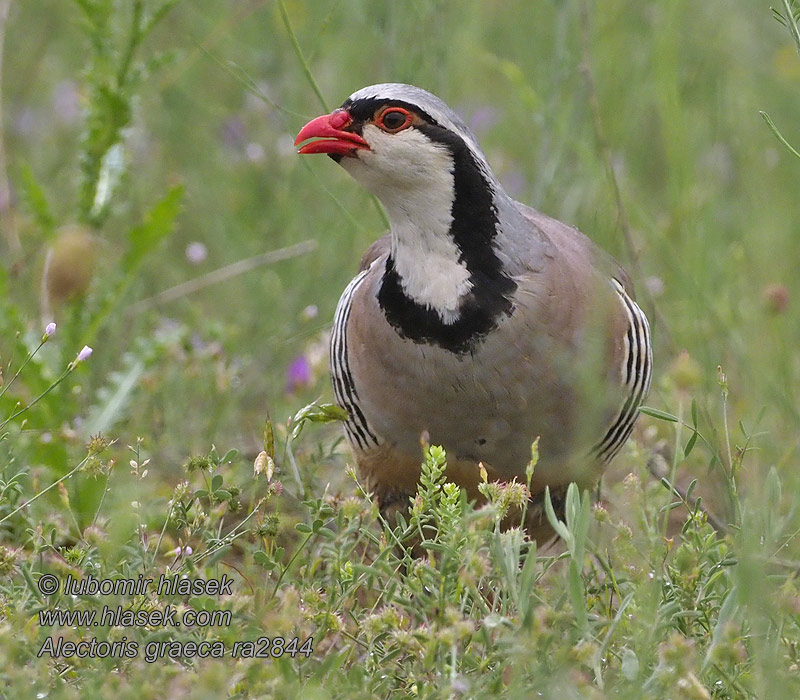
[593,279,653,462]
[330,268,381,450]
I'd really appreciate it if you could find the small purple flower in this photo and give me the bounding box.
[74,345,93,364]
[169,544,193,558]
[286,354,312,393]
[221,116,245,149]
[301,304,318,321]
[43,322,57,340]
[245,142,265,163]
[185,241,208,265]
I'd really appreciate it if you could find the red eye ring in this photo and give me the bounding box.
[377,107,413,133]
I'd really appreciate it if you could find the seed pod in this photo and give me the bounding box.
[42,225,98,307]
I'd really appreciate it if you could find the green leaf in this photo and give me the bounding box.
[253,550,275,570]
[211,475,223,491]
[518,542,539,623]
[574,488,590,564]
[659,501,683,514]
[220,449,238,464]
[565,482,580,533]
[320,403,349,421]
[543,486,573,548]
[188,595,215,611]
[703,587,739,671]
[684,430,698,458]
[290,401,349,440]
[639,406,679,422]
[685,479,698,502]
[122,185,185,271]
[80,84,132,222]
[568,561,588,635]
[621,648,640,681]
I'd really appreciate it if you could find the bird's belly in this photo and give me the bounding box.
[347,322,597,486]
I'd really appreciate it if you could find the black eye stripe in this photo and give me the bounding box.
[341,97,438,128]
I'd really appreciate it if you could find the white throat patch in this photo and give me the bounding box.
[342,126,472,324]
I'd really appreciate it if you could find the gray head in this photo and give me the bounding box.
[294,83,495,186]
[343,83,487,162]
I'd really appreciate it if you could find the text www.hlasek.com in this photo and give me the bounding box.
[39,604,230,629]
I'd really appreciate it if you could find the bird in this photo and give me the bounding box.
[294,83,652,532]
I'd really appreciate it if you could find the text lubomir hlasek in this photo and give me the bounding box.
[60,573,233,597]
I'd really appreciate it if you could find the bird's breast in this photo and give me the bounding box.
[341,266,608,479]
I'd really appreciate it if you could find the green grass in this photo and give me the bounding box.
[2,0,800,697]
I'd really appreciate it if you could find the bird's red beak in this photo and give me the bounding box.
[294,109,369,157]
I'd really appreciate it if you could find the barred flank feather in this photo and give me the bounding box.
[593,278,653,462]
[330,268,381,450]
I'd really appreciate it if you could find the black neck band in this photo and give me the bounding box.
[378,125,516,354]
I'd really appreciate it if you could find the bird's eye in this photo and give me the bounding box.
[377,108,412,133]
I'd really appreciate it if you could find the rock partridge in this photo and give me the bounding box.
[295,83,652,529]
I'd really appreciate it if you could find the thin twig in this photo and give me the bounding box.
[0,457,89,526]
[277,0,329,112]
[661,396,685,539]
[782,0,800,58]
[116,0,143,88]
[196,41,306,119]
[284,436,306,499]
[760,111,800,161]
[647,452,728,533]
[188,496,266,567]
[0,337,46,402]
[126,240,317,314]
[269,531,314,602]
[148,492,176,570]
[0,365,73,431]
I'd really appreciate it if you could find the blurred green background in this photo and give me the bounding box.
[2,0,799,500]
